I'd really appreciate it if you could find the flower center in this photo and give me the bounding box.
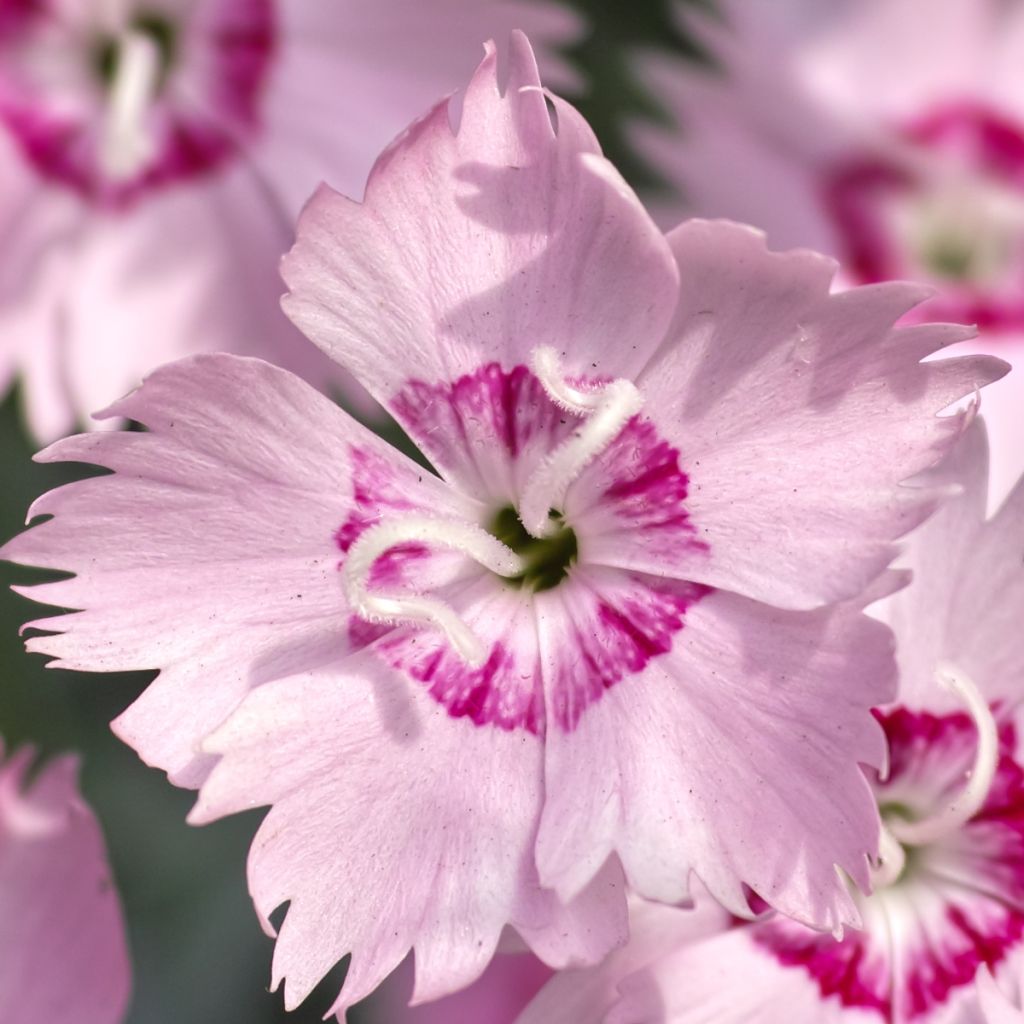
[93,12,177,93]
[869,662,999,891]
[900,177,1024,287]
[824,103,1024,328]
[340,349,643,666]
[518,346,643,539]
[486,505,577,592]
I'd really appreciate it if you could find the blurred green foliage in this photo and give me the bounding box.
[0,2,698,1020]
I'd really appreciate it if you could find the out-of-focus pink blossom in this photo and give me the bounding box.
[0,743,130,1024]
[525,419,1024,1024]
[0,31,1007,1019]
[0,0,580,441]
[631,0,1024,503]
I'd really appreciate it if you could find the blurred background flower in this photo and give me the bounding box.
[630,0,1024,505]
[0,743,130,1024]
[0,0,580,439]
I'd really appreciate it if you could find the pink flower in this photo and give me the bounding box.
[0,743,130,1024]
[527,418,1024,1024]
[0,0,579,441]
[0,32,1007,1018]
[631,0,1024,503]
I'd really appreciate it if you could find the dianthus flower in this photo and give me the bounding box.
[630,0,1024,504]
[518,419,1024,1024]
[0,0,577,440]
[1,31,1007,1018]
[0,742,130,1024]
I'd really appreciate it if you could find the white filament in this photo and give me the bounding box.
[889,662,999,847]
[518,347,643,539]
[100,30,160,180]
[342,516,525,668]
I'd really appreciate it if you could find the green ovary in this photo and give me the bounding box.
[487,505,577,592]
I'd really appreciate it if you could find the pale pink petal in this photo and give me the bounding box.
[0,746,130,1024]
[258,0,582,210]
[534,569,893,929]
[790,0,996,125]
[978,962,1024,1024]
[886,418,1024,713]
[517,895,731,1024]
[0,355,470,784]
[954,340,1024,512]
[190,651,627,1018]
[607,926,873,1024]
[281,32,679,441]
[62,163,346,424]
[373,950,552,1024]
[0,134,81,440]
[618,219,1007,610]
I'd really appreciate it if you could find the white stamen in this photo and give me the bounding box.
[889,662,999,847]
[342,516,526,669]
[100,30,160,181]
[519,347,643,539]
[870,823,907,889]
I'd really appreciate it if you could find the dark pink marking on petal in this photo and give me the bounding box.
[347,616,392,651]
[906,103,1024,189]
[348,574,709,735]
[0,0,35,38]
[596,416,706,545]
[343,364,710,733]
[373,633,545,734]
[901,904,1024,1020]
[753,920,888,1016]
[822,158,913,285]
[548,577,710,732]
[390,362,571,493]
[335,446,424,554]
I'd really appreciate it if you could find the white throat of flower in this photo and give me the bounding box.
[872,662,999,888]
[342,348,642,665]
[899,167,1024,286]
[100,29,160,181]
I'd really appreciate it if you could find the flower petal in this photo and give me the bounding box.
[0,747,130,1024]
[517,895,731,1024]
[62,165,346,425]
[191,652,627,1018]
[257,0,582,210]
[535,581,894,930]
[607,926,866,1024]
[373,950,553,1024]
[978,962,1024,1024]
[281,31,679,451]
[0,135,81,441]
[885,418,1024,712]
[0,355,469,784]
[628,219,1007,608]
